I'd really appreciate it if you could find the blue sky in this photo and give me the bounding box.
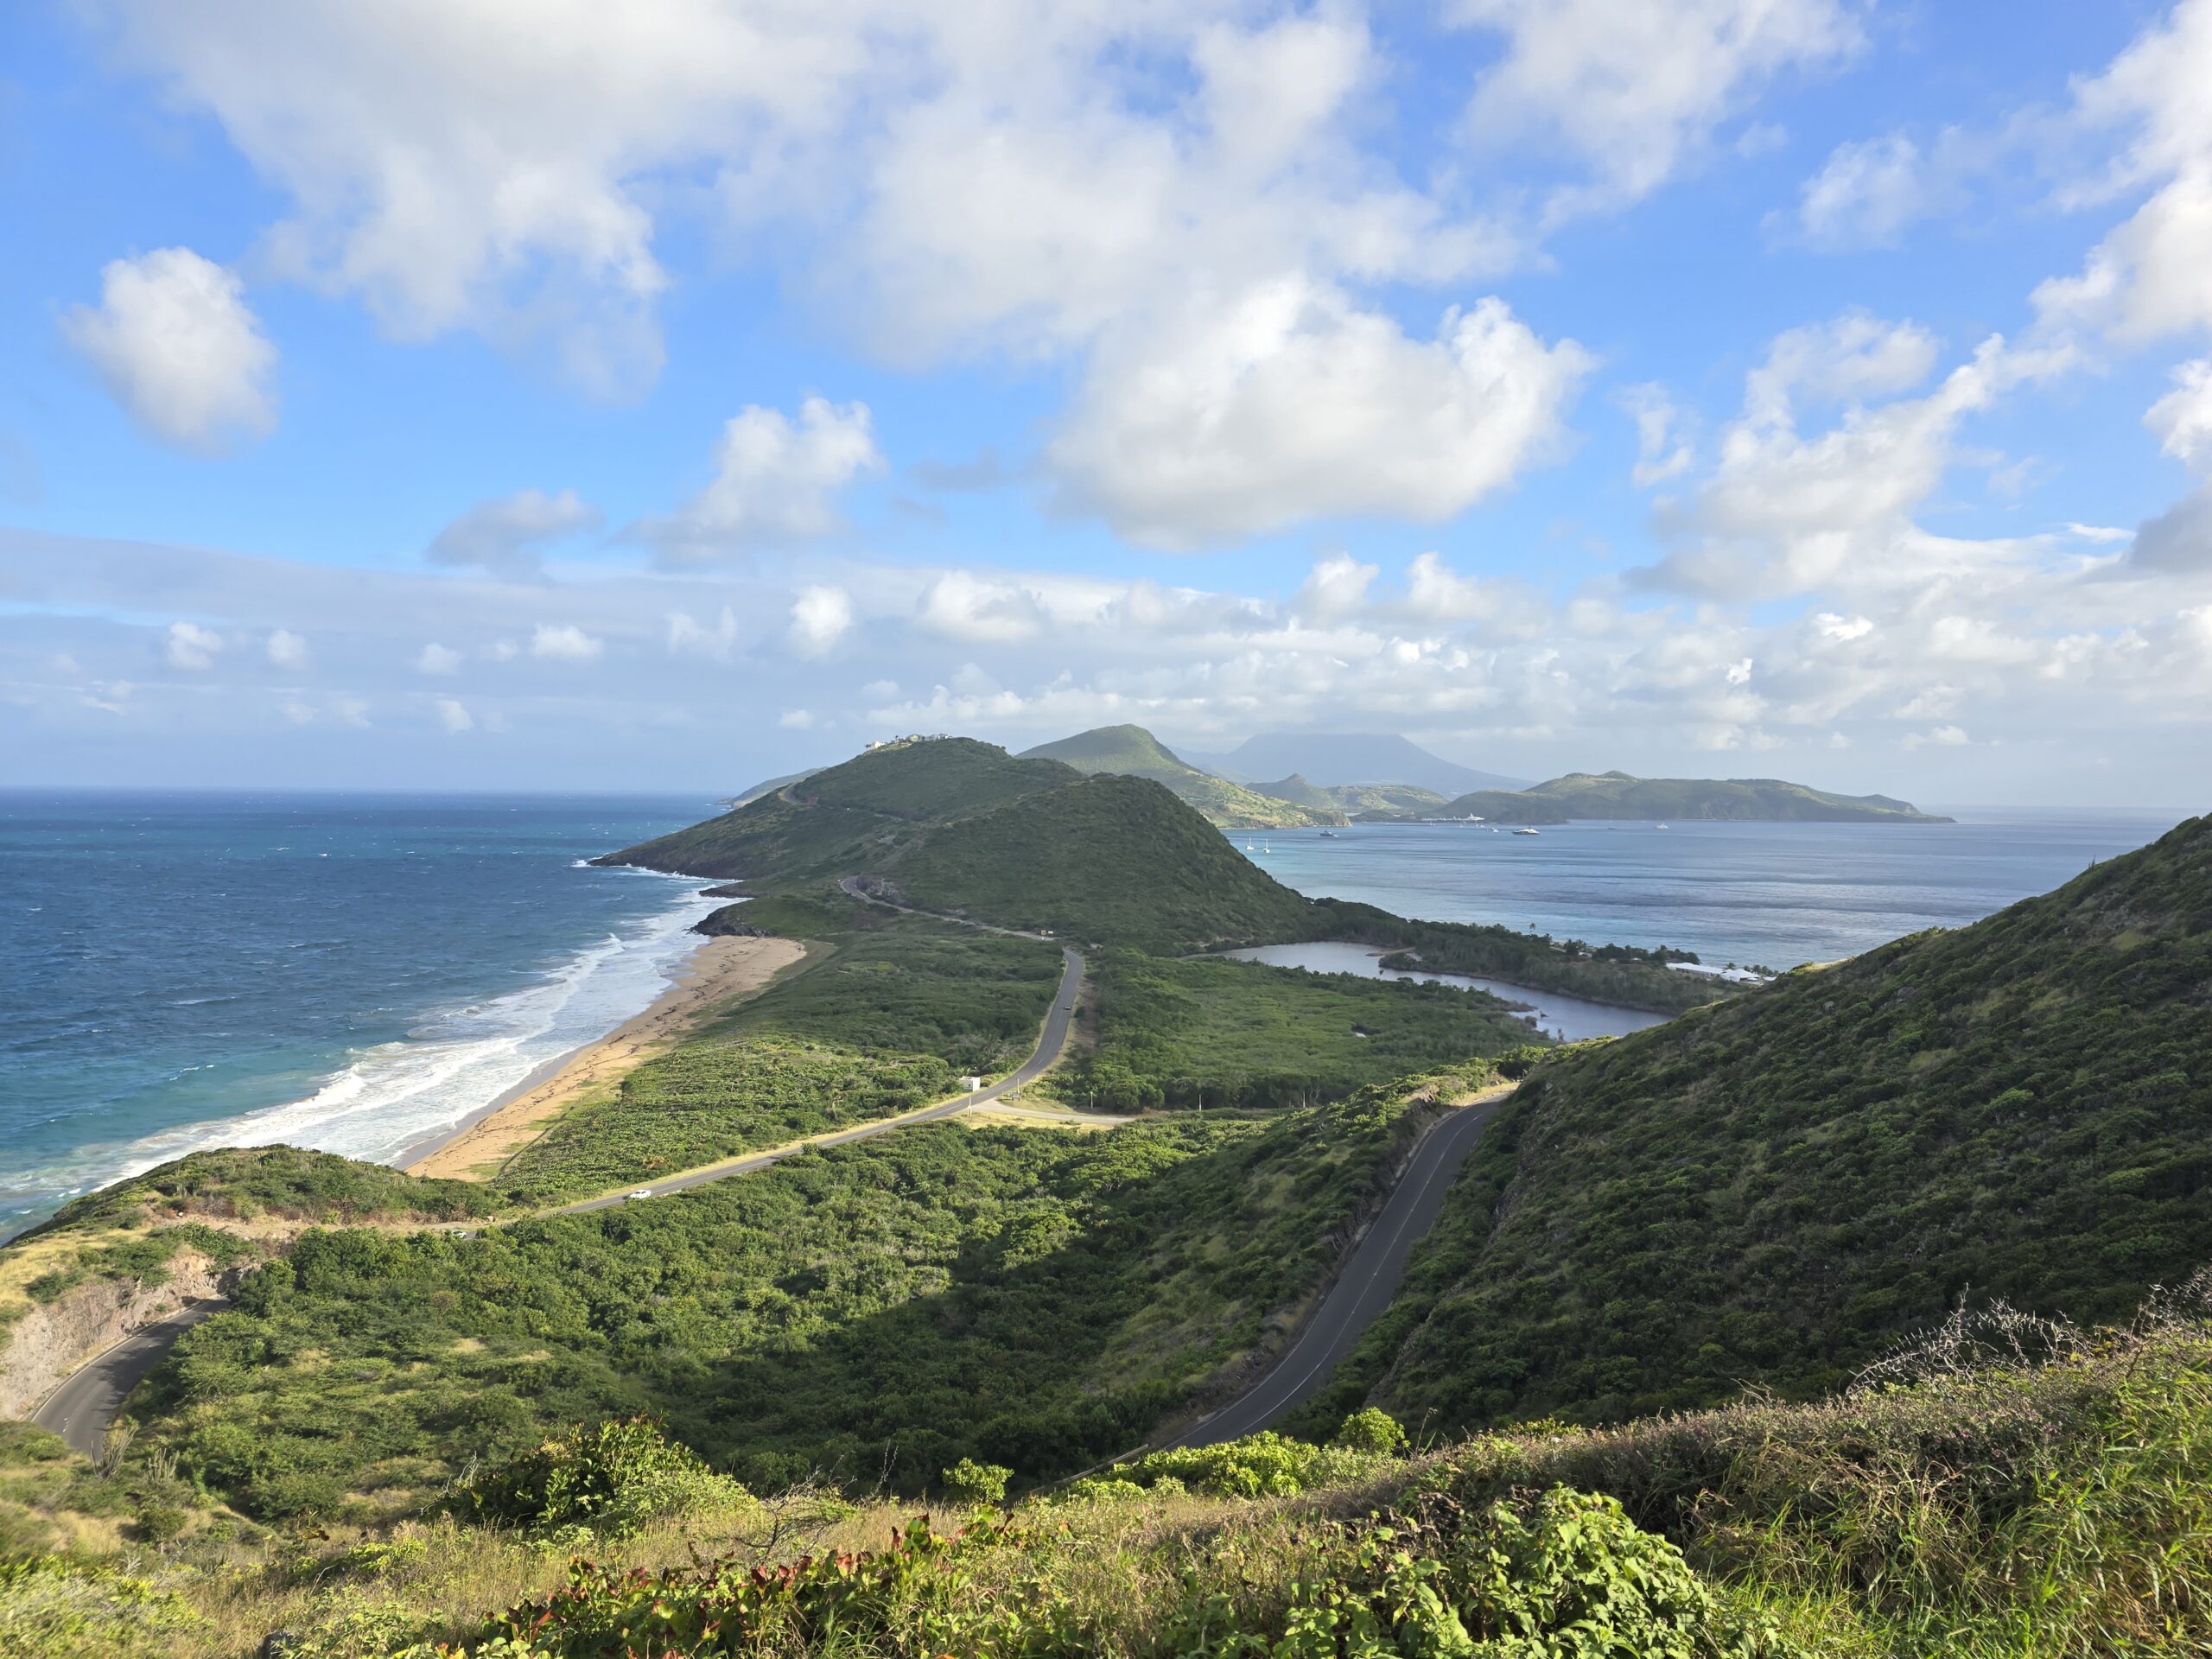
[3,1,2209,804]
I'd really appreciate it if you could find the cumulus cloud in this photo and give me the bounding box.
[918,571,1046,643]
[1048,280,1590,548]
[1454,0,1865,223]
[1643,321,2074,597]
[416,643,462,675]
[435,697,474,734]
[1298,554,1378,621]
[2132,486,2212,573]
[265,629,308,670]
[165,620,224,671]
[428,488,600,573]
[530,623,603,662]
[62,248,276,451]
[640,400,881,560]
[2033,0,2212,345]
[789,586,855,658]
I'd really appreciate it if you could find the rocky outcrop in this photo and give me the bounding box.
[0,1249,236,1419]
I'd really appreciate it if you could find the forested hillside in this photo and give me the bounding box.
[1323,812,2212,1430]
[1018,724,1343,829]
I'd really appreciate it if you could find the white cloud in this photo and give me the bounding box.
[918,571,1046,643]
[1453,0,1865,223]
[165,620,223,671]
[428,488,600,573]
[62,248,276,451]
[2033,0,2212,346]
[265,628,308,670]
[1645,325,2075,597]
[1047,279,1591,548]
[789,585,854,658]
[1298,554,1378,621]
[416,642,463,676]
[2148,358,2212,472]
[435,697,474,734]
[779,709,816,729]
[1792,133,1930,251]
[1904,724,1970,748]
[2067,522,2134,544]
[530,623,603,662]
[667,607,740,660]
[640,400,881,559]
[1618,383,1694,486]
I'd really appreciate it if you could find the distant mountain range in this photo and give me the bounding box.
[1177,732,1529,797]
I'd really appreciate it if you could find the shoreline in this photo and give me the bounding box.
[401,931,809,1180]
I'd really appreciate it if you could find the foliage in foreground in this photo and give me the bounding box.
[15,1301,2212,1656]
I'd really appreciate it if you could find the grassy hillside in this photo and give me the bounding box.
[1250,774,1452,819]
[1049,950,1541,1109]
[496,897,1064,1203]
[1342,811,2211,1430]
[1440,769,1950,823]
[891,773,1321,952]
[609,738,1073,881]
[1020,725,1344,828]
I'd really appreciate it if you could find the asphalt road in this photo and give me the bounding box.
[33,1299,229,1459]
[1164,1087,1511,1448]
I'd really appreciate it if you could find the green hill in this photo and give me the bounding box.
[1437,770,1949,823]
[606,737,1076,884]
[1321,811,2211,1431]
[892,772,1321,952]
[1020,724,1344,828]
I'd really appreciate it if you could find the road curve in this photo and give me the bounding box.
[33,1300,230,1459]
[551,938,1084,1216]
[1165,1085,1511,1448]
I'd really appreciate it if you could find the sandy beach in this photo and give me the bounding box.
[404,932,809,1180]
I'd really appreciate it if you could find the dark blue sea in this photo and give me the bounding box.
[0,792,721,1235]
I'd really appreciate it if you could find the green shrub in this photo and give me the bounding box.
[940,1458,1011,1505]
[1332,1407,1408,1456]
[456,1419,750,1538]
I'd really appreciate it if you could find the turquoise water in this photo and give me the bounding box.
[1229,809,2183,970]
[0,791,721,1235]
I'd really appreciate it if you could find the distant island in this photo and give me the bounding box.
[991,724,1952,829]
[1435,770,1951,825]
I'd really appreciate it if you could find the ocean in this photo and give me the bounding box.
[1230,809,2181,970]
[0,792,2183,1236]
[0,791,721,1236]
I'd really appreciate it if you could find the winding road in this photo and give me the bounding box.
[1164,1084,1512,1448]
[33,1300,229,1459]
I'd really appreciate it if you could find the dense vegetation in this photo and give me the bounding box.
[120,1077,1480,1522]
[16,1294,2212,1656]
[893,774,1320,952]
[1347,811,2212,1430]
[1438,769,1949,823]
[499,898,1062,1202]
[1018,724,1342,829]
[1048,951,1540,1110]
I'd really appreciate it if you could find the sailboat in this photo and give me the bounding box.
[1513,826,1541,836]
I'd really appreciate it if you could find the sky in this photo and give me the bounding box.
[2,1,2209,806]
